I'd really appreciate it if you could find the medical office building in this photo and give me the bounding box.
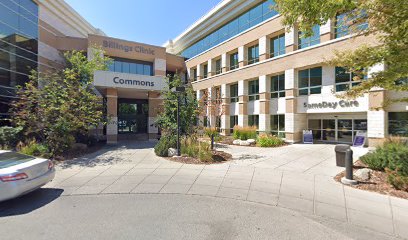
[1,0,407,146]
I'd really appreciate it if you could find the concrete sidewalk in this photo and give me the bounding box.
[46,142,408,239]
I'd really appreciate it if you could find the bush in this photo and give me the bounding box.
[204,127,220,140]
[257,134,285,147]
[181,137,212,162]
[19,140,50,158]
[386,169,408,191]
[361,139,408,172]
[154,134,177,157]
[0,126,23,149]
[233,126,257,140]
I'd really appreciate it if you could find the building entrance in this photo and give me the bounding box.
[118,99,148,135]
[308,117,367,144]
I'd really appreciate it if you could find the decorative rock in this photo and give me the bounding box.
[354,168,372,181]
[168,148,178,157]
[240,141,251,146]
[247,139,256,145]
[233,140,241,145]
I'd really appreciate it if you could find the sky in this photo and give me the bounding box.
[65,0,222,46]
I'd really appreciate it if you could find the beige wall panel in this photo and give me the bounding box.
[56,36,88,51]
[149,99,163,118]
[191,35,379,90]
[369,90,386,110]
[166,53,186,72]
[286,98,296,113]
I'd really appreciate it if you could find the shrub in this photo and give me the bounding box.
[181,137,213,162]
[154,134,177,157]
[361,140,408,172]
[233,126,257,140]
[257,134,285,147]
[386,169,408,191]
[0,126,23,149]
[204,127,220,140]
[19,140,50,158]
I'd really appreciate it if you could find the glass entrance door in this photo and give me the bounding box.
[118,99,148,134]
[308,118,367,144]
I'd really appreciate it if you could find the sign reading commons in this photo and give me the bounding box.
[113,77,155,87]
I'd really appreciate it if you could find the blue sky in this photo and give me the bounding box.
[65,0,221,46]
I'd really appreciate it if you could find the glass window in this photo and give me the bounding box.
[298,67,322,95]
[114,61,122,72]
[335,11,369,39]
[122,62,130,73]
[230,84,239,103]
[109,59,153,76]
[248,79,259,101]
[389,112,408,137]
[192,68,197,81]
[129,63,137,74]
[270,34,285,57]
[270,114,285,137]
[215,59,222,74]
[203,64,208,78]
[229,52,239,70]
[271,74,285,98]
[230,115,238,131]
[248,44,259,65]
[298,25,320,49]
[248,115,259,128]
[335,67,363,92]
[136,64,143,75]
[180,0,279,59]
[144,65,152,76]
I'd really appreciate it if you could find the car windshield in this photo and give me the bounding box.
[0,152,35,169]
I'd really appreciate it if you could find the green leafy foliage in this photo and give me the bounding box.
[275,0,408,102]
[257,134,285,148]
[181,137,212,162]
[233,126,257,140]
[0,126,23,149]
[19,140,50,158]
[154,135,177,157]
[11,48,111,156]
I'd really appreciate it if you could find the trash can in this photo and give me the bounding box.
[335,144,352,167]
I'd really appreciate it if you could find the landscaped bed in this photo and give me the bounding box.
[166,150,232,165]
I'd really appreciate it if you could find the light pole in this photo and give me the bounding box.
[172,86,185,156]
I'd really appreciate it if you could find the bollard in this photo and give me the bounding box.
[341,149,358,185]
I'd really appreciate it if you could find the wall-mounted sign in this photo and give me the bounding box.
[113,77,155,87]
[304,100,359,110]
[103,40,155,55]
[353,131,367,147]
[303,130,314,144]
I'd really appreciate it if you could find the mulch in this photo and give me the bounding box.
[166,150,232,165]
[54,141,107,162]
[334,160,408,199]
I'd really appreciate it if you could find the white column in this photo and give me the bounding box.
[322,65,335,95]
[197,90,204,126]
[221,84,230,133]
[208,59,214,76]
[259,75,270,133]
[208,87,217,127]
[320,19,332,35]
[285,68,296,90]
[238,80,248,127]
[285,27,296,47]
[367,63,386,141]
[259,36,269,58]
[197,64,202,79]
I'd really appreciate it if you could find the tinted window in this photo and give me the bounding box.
[0,152,35,168]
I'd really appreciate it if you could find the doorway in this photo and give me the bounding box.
[118,99,148,135]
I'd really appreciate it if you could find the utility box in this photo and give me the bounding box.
[335,144,353,167]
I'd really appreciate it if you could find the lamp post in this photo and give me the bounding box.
[172,86,185,156]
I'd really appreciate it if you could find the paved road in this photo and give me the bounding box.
[0,190,398,240]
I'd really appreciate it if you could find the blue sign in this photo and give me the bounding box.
[353,131,367,147]
[303,130,314,144]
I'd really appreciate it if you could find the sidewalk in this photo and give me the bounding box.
[46,142,408,239]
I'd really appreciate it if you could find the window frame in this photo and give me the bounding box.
[248,115,259,128]
[298,25,321,49]
[247,44,259,65]
[270,114,285,138]
[335,67,363,92]
[270,33,285,58]
[230,84,239,103]
[298,67,322,96]
[229,52,239,70]
[271,74,286,98]
[248,79,260,101]
[215,59,222,75]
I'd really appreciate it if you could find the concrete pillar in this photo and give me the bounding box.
[197,90,205,126]
[207,87,217,128]
[284,69,306,143]
[221,53,229,73]
[367,64,386,147]
[259,75,271,133]
[285,27,297,53]
[238,46,247,68]
[154,58,166,76]
[259,36,270,61]
[208,59,215,77]
[106,88,118,144]
[238,80,248,127]
[320,20,333,42]
[148,92,162,140]
[197,64,202,80]
[221,84,231,135]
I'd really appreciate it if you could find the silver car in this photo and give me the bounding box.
[0,151,56,202]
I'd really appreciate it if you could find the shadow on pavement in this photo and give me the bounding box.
[0,188,63,217]
[59,140,157,169]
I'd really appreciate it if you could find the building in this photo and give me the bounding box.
[166,0,408,147]
[1,0,407,146]
[0,0,185,144]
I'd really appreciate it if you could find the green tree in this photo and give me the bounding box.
[274,0,408,102]
[11,48,111,155]
[156,74,198,137]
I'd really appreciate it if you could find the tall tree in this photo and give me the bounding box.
[275,0,408,102]
[12,48,111,155]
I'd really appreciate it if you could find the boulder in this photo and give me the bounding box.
[247,139,256,145]
[354,168,372,181]
[240,140,251,146]
[233,140,241,145]
[168,148,178,157]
